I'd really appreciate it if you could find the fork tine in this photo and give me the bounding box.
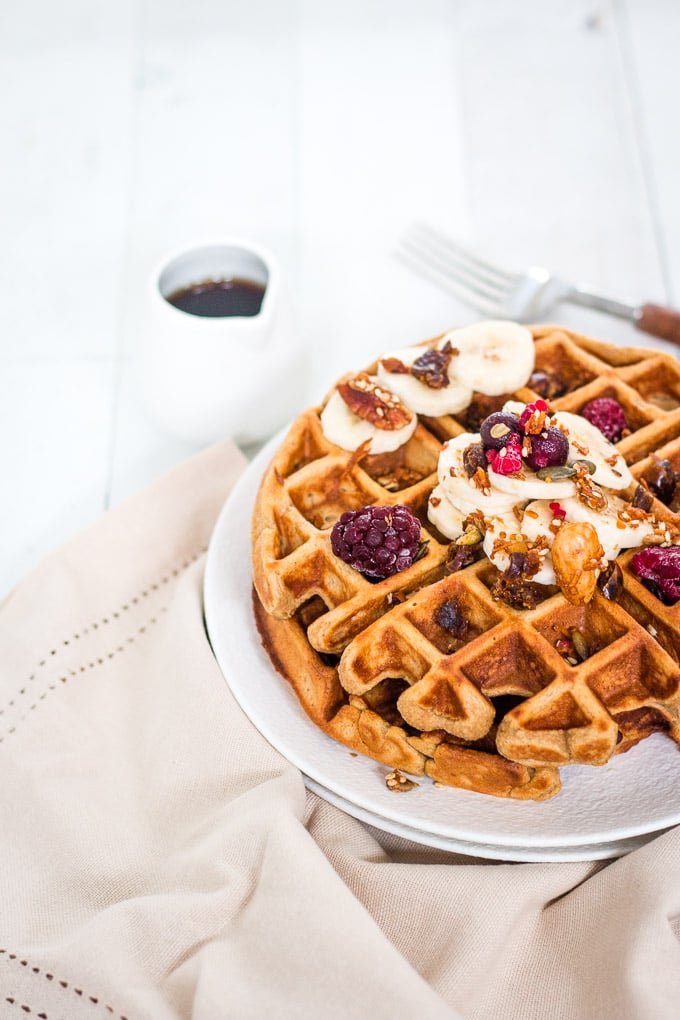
[399,234,510,305]
[395,244,506,318]
[409,222,520,289]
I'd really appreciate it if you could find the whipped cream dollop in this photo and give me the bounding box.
[428,401,657,588]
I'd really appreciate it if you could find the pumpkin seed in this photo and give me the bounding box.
[536,464,576,480]
[573,459,597,475]
[571,628,590,661]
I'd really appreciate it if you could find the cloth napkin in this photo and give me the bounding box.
[2,440,680,1020]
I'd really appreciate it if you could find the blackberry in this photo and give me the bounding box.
[330,504,421,579]
[581,397,628,443]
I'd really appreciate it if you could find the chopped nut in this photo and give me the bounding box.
[379,356,410,374]
[385,769,419,792]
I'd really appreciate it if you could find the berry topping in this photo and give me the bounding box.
[479,411,522,450]
[529,369,567,399]
[434,598,469,639]
[462,440,488,478]
[643,457,680,507]
[331,504,421,579]
[580,397,628,443]
[631,546,680,605]
[549,501,567,520]
[519,399,549,434]
[486,432,523,475]
[523,425,569,470]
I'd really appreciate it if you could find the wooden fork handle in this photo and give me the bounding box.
[636,303,680,346]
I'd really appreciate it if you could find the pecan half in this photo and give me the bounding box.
[337,373,413,430]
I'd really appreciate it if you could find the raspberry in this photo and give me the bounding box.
[486,432,523,475]
[581,397,628,443]
[631,546,680,605]
[330,504,421,579]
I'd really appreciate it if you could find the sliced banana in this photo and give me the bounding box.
[482,511,556,585]
[320,387,417,453]
[487,463,577,501]
[376,344,473,416]
[441,321,535,395]
[555,494,655,559]
[427,484,467,539]
[438,433,519,514]
[550,411,632,491]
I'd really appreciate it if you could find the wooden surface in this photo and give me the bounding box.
[1,0,679,596]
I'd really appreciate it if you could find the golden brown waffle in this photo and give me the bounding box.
[252,325,680,801]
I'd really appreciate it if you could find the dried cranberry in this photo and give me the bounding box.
[524,426,569,470]
[331,504,421,579]
[581,397,628,443]
[529,369,567,399]
[631,547,680,605]
[411,341,455,389]
[462,441,487,478]
[631,482,654,512]
[434,599,469,639]
[479,411,522,450]
[643,458,678,506]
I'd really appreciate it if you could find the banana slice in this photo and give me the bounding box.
[438,433,519,514]
[441,321,535,395]
[487,463,577,501]
[320,386,417,453]
[376,344,473,415]
[427,484,467,539]
[555,495,655,559]
[550,411,632,491]
[482,511,556,585]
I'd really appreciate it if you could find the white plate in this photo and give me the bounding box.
[203,434,680,861]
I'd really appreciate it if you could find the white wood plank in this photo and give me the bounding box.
[0,1,136,359]
[447,0,666,349]
[0,360,114,593]
[618,0,680,306]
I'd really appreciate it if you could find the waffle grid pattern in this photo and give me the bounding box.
[252,327,680,800]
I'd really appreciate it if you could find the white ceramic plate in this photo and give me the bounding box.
[203,433,680,862]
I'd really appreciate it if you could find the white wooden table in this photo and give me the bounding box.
[2,0,679,597]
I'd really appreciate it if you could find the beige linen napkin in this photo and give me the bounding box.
[1,440,680,1020]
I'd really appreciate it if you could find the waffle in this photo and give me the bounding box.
[251,325,680,800]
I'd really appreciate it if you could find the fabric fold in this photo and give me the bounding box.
[0,439,678,1019]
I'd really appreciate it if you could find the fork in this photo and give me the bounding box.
[397,223,680,347]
